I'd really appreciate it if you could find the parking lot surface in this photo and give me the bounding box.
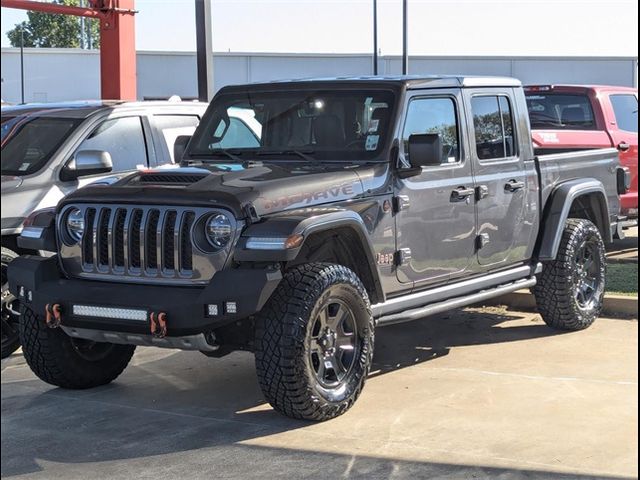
[2,307,637,480]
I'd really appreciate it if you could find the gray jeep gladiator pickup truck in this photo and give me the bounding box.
[8,76,629,421]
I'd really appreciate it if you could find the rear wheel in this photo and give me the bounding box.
[19,305,135,388]
[254,263,374,421]
[1,247,21,359]
[533,218,606,330]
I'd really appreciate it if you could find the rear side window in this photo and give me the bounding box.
[610,95,638,133]
[525,93,596,130]
[471,96,516,160]
[402,97,460,163]
[154,115,200,163]
[76,116,147,173]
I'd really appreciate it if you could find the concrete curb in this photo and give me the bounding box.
[486,290,638,318]
[606,257,638,265]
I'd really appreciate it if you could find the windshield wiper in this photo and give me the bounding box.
[256,149,319,165]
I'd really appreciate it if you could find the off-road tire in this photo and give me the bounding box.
[2,246,21,359]
[534,218,606,330]
[19,305,135,388]
[255,263,374,421]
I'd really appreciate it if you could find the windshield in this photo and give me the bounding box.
[525,93,597,130]
[1,116,81,176]
[188,89,396,162]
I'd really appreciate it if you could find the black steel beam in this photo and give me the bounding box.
[195,0,214,102]
[402,0,408,75]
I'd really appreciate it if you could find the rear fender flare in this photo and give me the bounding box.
[537,178,611,261]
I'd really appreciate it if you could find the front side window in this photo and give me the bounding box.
[1,116,81,176]
[76,116,147,172]
[402,97,460,163]
[188,89,396,162]
[610,94,638,133]
[471,95,516,160]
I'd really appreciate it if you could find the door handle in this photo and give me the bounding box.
[451,186,475,202]
[504,180,525,192]
[618,141,631,152]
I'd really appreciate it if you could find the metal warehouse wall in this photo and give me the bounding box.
[1,48,637,103]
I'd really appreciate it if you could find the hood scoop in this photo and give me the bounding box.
[138,172,209,185]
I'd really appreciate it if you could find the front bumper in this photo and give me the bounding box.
[8,255,282,338]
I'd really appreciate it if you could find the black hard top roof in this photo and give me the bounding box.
[220,75,522,92]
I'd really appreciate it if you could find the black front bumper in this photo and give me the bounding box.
[8,255,282,337]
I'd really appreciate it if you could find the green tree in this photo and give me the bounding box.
[7,0,100,49]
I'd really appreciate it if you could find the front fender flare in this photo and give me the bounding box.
[234,210,384,302]
[537,178,611,261]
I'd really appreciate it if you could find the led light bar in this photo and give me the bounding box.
[73,305,148,322]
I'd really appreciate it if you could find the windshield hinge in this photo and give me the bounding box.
[243,203,260,224]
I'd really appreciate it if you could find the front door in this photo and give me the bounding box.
[395,89,477,286]
[604,92,638,218]
[464,89,529,268]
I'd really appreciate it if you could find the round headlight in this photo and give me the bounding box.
[205,214,232,249]
[66,208,85,243]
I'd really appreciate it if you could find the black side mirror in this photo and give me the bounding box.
[408,133,443,168]
[61,150,113,181]
[174,135,192,163]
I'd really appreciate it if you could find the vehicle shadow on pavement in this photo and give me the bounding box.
[1,307,568,478]
[371,306,561,376]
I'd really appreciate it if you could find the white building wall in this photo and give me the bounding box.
[1,48,637,104]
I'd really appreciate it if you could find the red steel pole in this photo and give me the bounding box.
[99,1,136,100]
[1,0,137,101]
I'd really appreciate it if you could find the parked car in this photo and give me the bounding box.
[9,76,628,421]
[1,100,208,358]
[525,84,638,226]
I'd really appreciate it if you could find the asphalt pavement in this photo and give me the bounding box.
[1,306,637,480]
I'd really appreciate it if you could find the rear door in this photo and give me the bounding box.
[394,88,477,286]
[464,89,530,268]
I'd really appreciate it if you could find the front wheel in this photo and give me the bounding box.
[254,263,374,421]
[19,305,135,389]
[533,218,606,330]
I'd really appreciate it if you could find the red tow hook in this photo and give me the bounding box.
[150,312,168,339]
[44,303,63,328]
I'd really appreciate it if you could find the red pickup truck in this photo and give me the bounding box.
[525,85,638,225]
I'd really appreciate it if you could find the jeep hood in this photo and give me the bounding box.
[60,164,365,218]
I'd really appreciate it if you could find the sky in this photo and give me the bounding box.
[1,0,638,57]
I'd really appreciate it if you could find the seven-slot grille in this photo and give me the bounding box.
[78,205,197,279]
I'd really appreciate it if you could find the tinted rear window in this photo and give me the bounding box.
[525,93,596,130]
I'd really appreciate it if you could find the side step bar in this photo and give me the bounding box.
[376,277,537,327]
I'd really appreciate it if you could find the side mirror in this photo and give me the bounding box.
[407,133,443,168]
[174,135,192,163]
[62,150,113,181]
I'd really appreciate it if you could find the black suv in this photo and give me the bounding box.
[9,76,627,421]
